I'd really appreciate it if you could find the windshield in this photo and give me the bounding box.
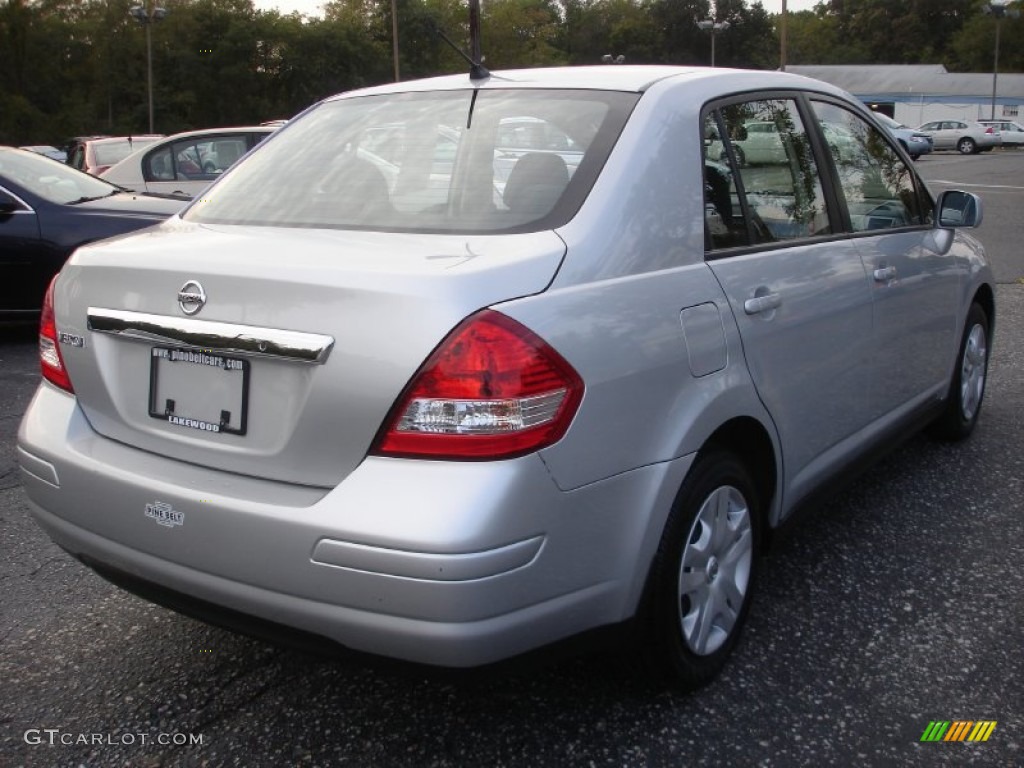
[875,114,908,130]
[0,148,119,204]
[185,89,638,234]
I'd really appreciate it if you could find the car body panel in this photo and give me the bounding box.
[707,239,875,506]
[19,381,695,665]
[54,223,567,487]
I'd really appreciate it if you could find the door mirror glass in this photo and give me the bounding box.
[937,190,983,228]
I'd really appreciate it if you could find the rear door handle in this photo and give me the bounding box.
[874,265,898,282]
[743,293,782,315]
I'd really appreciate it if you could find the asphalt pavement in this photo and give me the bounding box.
[1,152,1022,767]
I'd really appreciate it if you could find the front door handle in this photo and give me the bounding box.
[743,292,782,315]
[874,265,898,282]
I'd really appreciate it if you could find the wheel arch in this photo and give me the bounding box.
[972,283,996,336]
[699,416,778,537]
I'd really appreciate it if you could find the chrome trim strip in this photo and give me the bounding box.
[87,307,334,364]
[0,184,35,213]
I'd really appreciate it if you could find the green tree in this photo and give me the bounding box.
[950,6,1024,74]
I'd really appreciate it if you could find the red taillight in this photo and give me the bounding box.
[372,310,584,460]
[39,275,74,393]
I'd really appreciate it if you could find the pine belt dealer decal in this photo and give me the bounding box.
[920,721,997,742]
[145,501,185,528]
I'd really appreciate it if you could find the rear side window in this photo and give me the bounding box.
[186,90,638,234]
[703,98,831,250]
[93,141,138,167]
[146,136,252,183]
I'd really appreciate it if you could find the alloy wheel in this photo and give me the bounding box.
[960,322,987,421]
[677,484,753,656]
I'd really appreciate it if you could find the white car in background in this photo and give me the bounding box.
[100,127,275,199]
[978,119,1024,146]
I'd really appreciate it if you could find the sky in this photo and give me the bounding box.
[251,0,821,20]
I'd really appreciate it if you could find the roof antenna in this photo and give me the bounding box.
[429,0,489,80]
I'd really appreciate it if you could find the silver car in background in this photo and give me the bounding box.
[915,119,1000,154]
[18,66,994,690]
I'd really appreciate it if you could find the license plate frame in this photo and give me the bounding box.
[148,346,250,436]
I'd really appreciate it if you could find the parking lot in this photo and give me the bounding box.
[1,152,1022,767]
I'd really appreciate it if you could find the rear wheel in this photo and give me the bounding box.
[641,451,760,690]
[957,137,977,155]
[930,302,989,441]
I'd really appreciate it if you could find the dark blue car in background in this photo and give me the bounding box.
[0,146,183,318]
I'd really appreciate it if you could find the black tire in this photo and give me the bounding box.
[957,137,977,155]
[640,450,761,690]
[929,302,990,441]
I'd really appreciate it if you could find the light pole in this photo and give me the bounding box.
[129,3,168,134]
[391,0,399,81]
[779,0,787,71]
[982,2,1020,120]
[696,19,730,68]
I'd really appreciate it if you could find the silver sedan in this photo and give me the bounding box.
[18,66,994,690]
[915,119,1000,154]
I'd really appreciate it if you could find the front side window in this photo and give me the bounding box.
[185,89,638,234]
[704,98,831,250]
[811,101,928,233]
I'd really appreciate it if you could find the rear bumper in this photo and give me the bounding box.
[18,383,692,666]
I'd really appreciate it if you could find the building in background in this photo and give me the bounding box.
[789,64,1024,127]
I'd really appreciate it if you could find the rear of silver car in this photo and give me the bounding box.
[18,81,682,666]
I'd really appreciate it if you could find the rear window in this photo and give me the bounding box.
[184,89,638,234]
[92,138,160,167]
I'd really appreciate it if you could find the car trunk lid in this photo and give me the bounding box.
[53,220,566,487]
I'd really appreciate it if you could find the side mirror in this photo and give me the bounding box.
[936,190,983,229]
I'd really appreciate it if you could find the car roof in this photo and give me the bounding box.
[147,126,276,143]
[85,135,165,146]
[325,65,850,102]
